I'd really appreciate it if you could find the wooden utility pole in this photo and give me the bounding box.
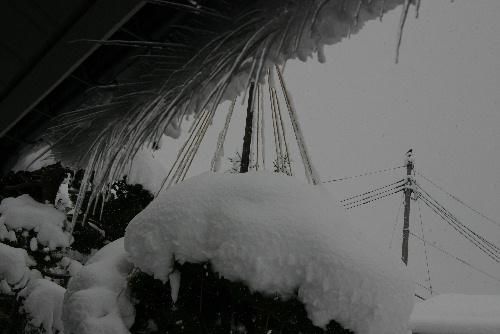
[402,149,414,265]
[240,83,255,173]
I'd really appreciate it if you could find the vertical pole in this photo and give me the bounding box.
[402,149,414,265]
[240,83,255,173]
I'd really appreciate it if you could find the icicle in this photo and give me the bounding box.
[379,0,386,21]
[274,88,293,176]
[354,0,363,26]
[415,0,421,19]
[259,86,266,170]
[211,99,236,172]
[169,270,181,304]
[254,87,261,171]
[395,0,411,64]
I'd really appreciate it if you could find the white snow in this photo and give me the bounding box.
[125,171,414,334]
[169,270,181,304]
[55,173,74,212]
[61,256,84,277]
[0,194,71,249]
[0,243,33,286]
[19,278,65,334]
[127,148,167,194]
[410,294,500,334]
[63,238,135,334]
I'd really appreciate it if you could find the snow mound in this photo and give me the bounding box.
[410,294,500,334]
[19,278,65,334]
[0,243,33,286]
[125,172,414,334]
[0,194,71,249]
[63,238,135,334]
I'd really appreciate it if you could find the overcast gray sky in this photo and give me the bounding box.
[287,0,500,297]
[153,0,500,297]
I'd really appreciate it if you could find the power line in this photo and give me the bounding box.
[417,183,500,253]
[417,200,433,295]
[415,184,500,256]
[341,179,405,203]
[342,184,405,208]
[417,192,500,263]
[322,166,405,184]
[344,188,403,210]
[415,281,438,295]
[415,186,500,262]
[415,293,426,301]
[408,230,500,285]
[416,171,500,228]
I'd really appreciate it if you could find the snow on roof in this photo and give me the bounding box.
[0,194,71,249]
[410,293,500,334]
[125,171,414,334]
[62,238,135,334]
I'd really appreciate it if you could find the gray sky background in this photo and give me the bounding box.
[153,0,500,298]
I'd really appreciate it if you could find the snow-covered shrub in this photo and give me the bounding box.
[125,172,415,334]
[18,278,65,334]
[0,194,72,276]
[129,261,353,333]
[0,243,34,288]
[63,238,135,334]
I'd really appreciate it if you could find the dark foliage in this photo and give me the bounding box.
[0,163,71,203]
[130,262,354,334]
[69,175,153,254]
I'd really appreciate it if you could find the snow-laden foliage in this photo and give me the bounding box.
[63,238,135,334]
[0,243,33,286]
[0,194,71,249]
[19,278,65,334]
[410,294,500,334]
[125,172,414,334]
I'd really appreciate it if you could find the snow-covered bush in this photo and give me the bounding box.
[129,260,353,333]
[124,172,415,334]
[18,278,65,334]
[63,238,135,334]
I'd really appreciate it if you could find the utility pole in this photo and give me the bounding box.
[402,149,414,265]
[240,83,255,173]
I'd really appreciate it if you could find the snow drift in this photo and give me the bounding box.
[125,172,414,334]
[410,293,500,334]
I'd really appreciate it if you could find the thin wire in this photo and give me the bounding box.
[418,199,433,295]
[416,186,500,261]
[415,293,426,301]
[416,171,500,228]
[414,281,437,295]
[344,189,403,210]
[342,184,405,208]
[322,166,405,184]
[417,192,500,263]
[416,183,499,250]
[408,230,500,285]
[416,184,500,254]
[341,179,405,203]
